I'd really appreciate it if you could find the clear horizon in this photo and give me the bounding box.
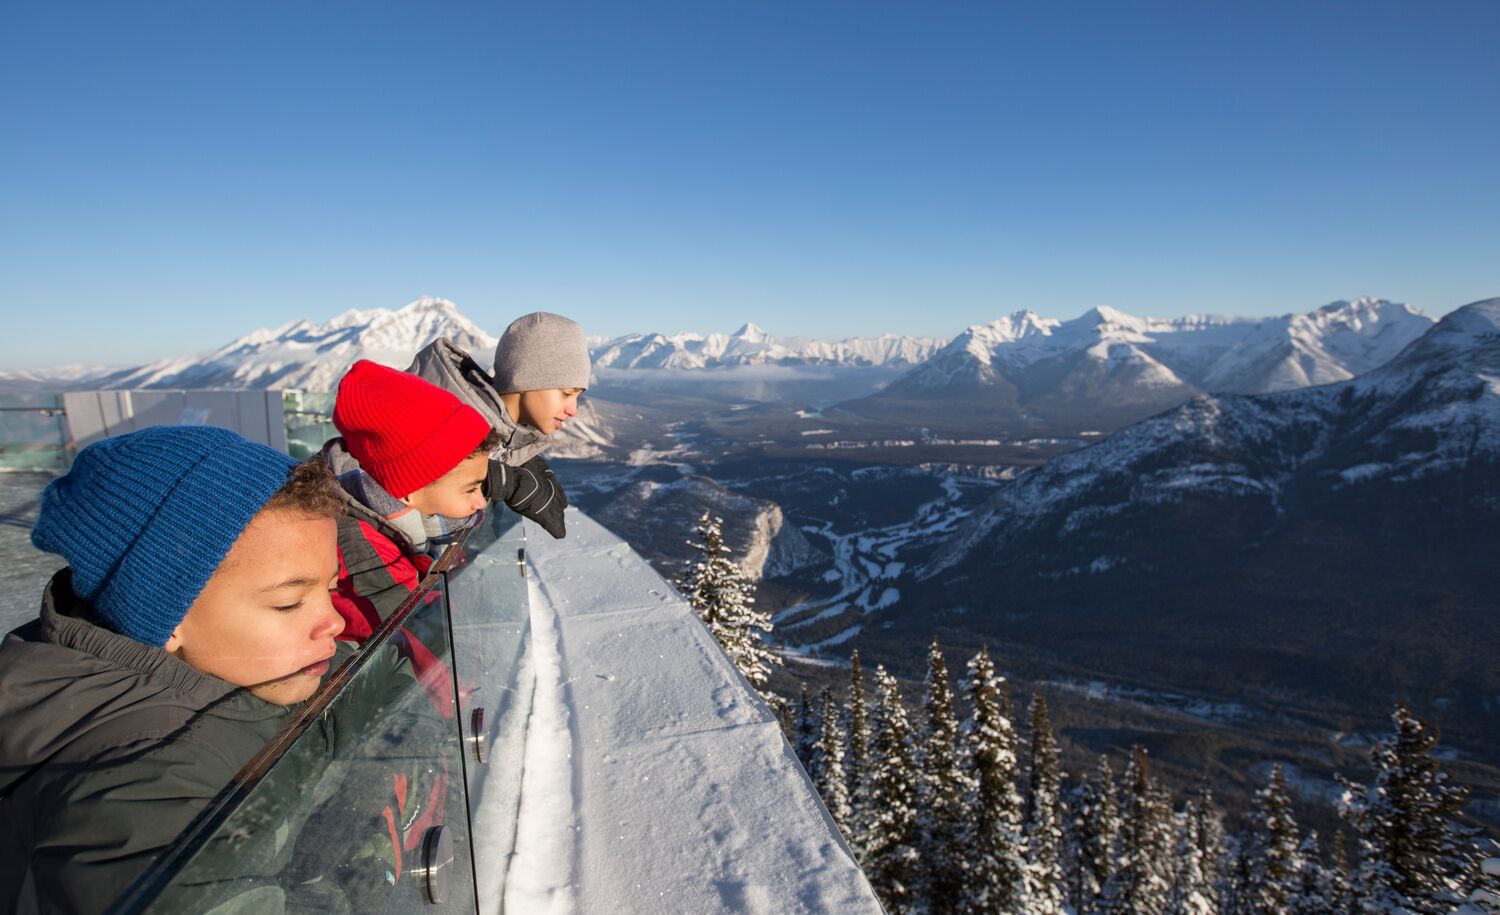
[3,1,1498,369]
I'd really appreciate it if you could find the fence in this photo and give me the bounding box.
[0,389,342,471]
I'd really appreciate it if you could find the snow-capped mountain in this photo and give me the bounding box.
[92,297,497,391]
[874,299,1499,753]
[0,364,120,393]
[922,297,1497,580]
[846,298,1433,433]
[590,323,943,369]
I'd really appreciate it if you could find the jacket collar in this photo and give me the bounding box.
[40,569,243,708]
[321,437,478,552]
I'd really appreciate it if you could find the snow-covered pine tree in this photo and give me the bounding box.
[1166,797,1215,915]
[793,684,819,770]
[1066,755,1121,915]
[1194,787,1226,912]
[1101,746,1171,915]
[1338,703,1480,914]
[678,512,782,690]
[960,646,1030,914]
[1248,764,1303,914]
[1454,856,1500,915]
[919,637,969,914]
[1222,834,1256,915]
[1287,831,1334,915]
[845,649,873,857]
[1024,691,1067,915]
[1148,784,1179,907]
[1329,830,1356,913]
[810,688,854,837]
[863,665,922,915]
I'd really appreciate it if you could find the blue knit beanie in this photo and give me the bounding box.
[31,425,297,647]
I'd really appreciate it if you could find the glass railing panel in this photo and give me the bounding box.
[0,394,69,471]
[111,552,478,915]
[282,391,337,460]
[446,505,531,911]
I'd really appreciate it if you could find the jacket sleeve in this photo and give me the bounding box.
[28,736,239,915]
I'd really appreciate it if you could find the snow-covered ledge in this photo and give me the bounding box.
[504,508,882,914]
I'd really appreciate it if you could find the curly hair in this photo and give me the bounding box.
[470,428,502,458]
[263,455,345,518]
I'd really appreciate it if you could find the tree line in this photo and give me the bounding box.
[675,513,1497,913]
[781,641,1496,915]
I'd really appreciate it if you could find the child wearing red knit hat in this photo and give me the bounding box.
[323,359,498,639]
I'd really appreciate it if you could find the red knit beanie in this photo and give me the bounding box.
[333,360,492,499]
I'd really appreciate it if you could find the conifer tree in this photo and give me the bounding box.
[1215,835,1248,915]
[1456,856,1500,915]
[1329,830,1356,913]
[1102,746,1171,915]
[1024,691,1067,915]
[1338,703,1479,914]
[960,646,1029,914]
[844,649,872,856]
[862,665,922,915]
[1193,787,1226,913]
[1166,797,1215,915]
[1287,831,1334,915]
[1248,764,1303,914]
[918,637,969,914]
[792,684,818,770]
[678,512,781,689]
[1067,755,1121,915]
[810,688,853,836]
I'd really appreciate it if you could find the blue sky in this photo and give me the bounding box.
[2,1,1497,368]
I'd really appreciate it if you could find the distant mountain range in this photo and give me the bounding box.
[4,296,1447,442]
[6,295,1425,395]
[590,323,943,369]
[879,297,1500,752]
[79,297,498,393]
[841,297,1434,433]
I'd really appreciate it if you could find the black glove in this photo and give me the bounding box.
[485,456,568,539]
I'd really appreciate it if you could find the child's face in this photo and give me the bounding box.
[403,452,489,519]
[516,387,583,434]
[166,509,344,706]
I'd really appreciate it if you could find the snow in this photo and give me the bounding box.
[502,563,579,914]
[507,509,879,914]
[783,601,850,630]
[589,325,942,370]
[1046,678,1254,726]
[805,624,863,650]
[888,297,1433,398]
[91,296,497,392]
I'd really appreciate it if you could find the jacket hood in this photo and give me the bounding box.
[407,338,551,466]
[0,570,278,796]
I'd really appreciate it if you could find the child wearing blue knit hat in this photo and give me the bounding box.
[0,425,349,914]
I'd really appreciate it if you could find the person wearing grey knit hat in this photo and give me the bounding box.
[407,310,591,540]
[492,311,591,434]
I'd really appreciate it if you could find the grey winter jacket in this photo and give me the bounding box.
[407,338,550,467]
[0,571,312,915]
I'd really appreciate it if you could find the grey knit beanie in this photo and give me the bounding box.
[492,312,591,394]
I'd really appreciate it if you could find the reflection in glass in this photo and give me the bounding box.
[115,572,479,914]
